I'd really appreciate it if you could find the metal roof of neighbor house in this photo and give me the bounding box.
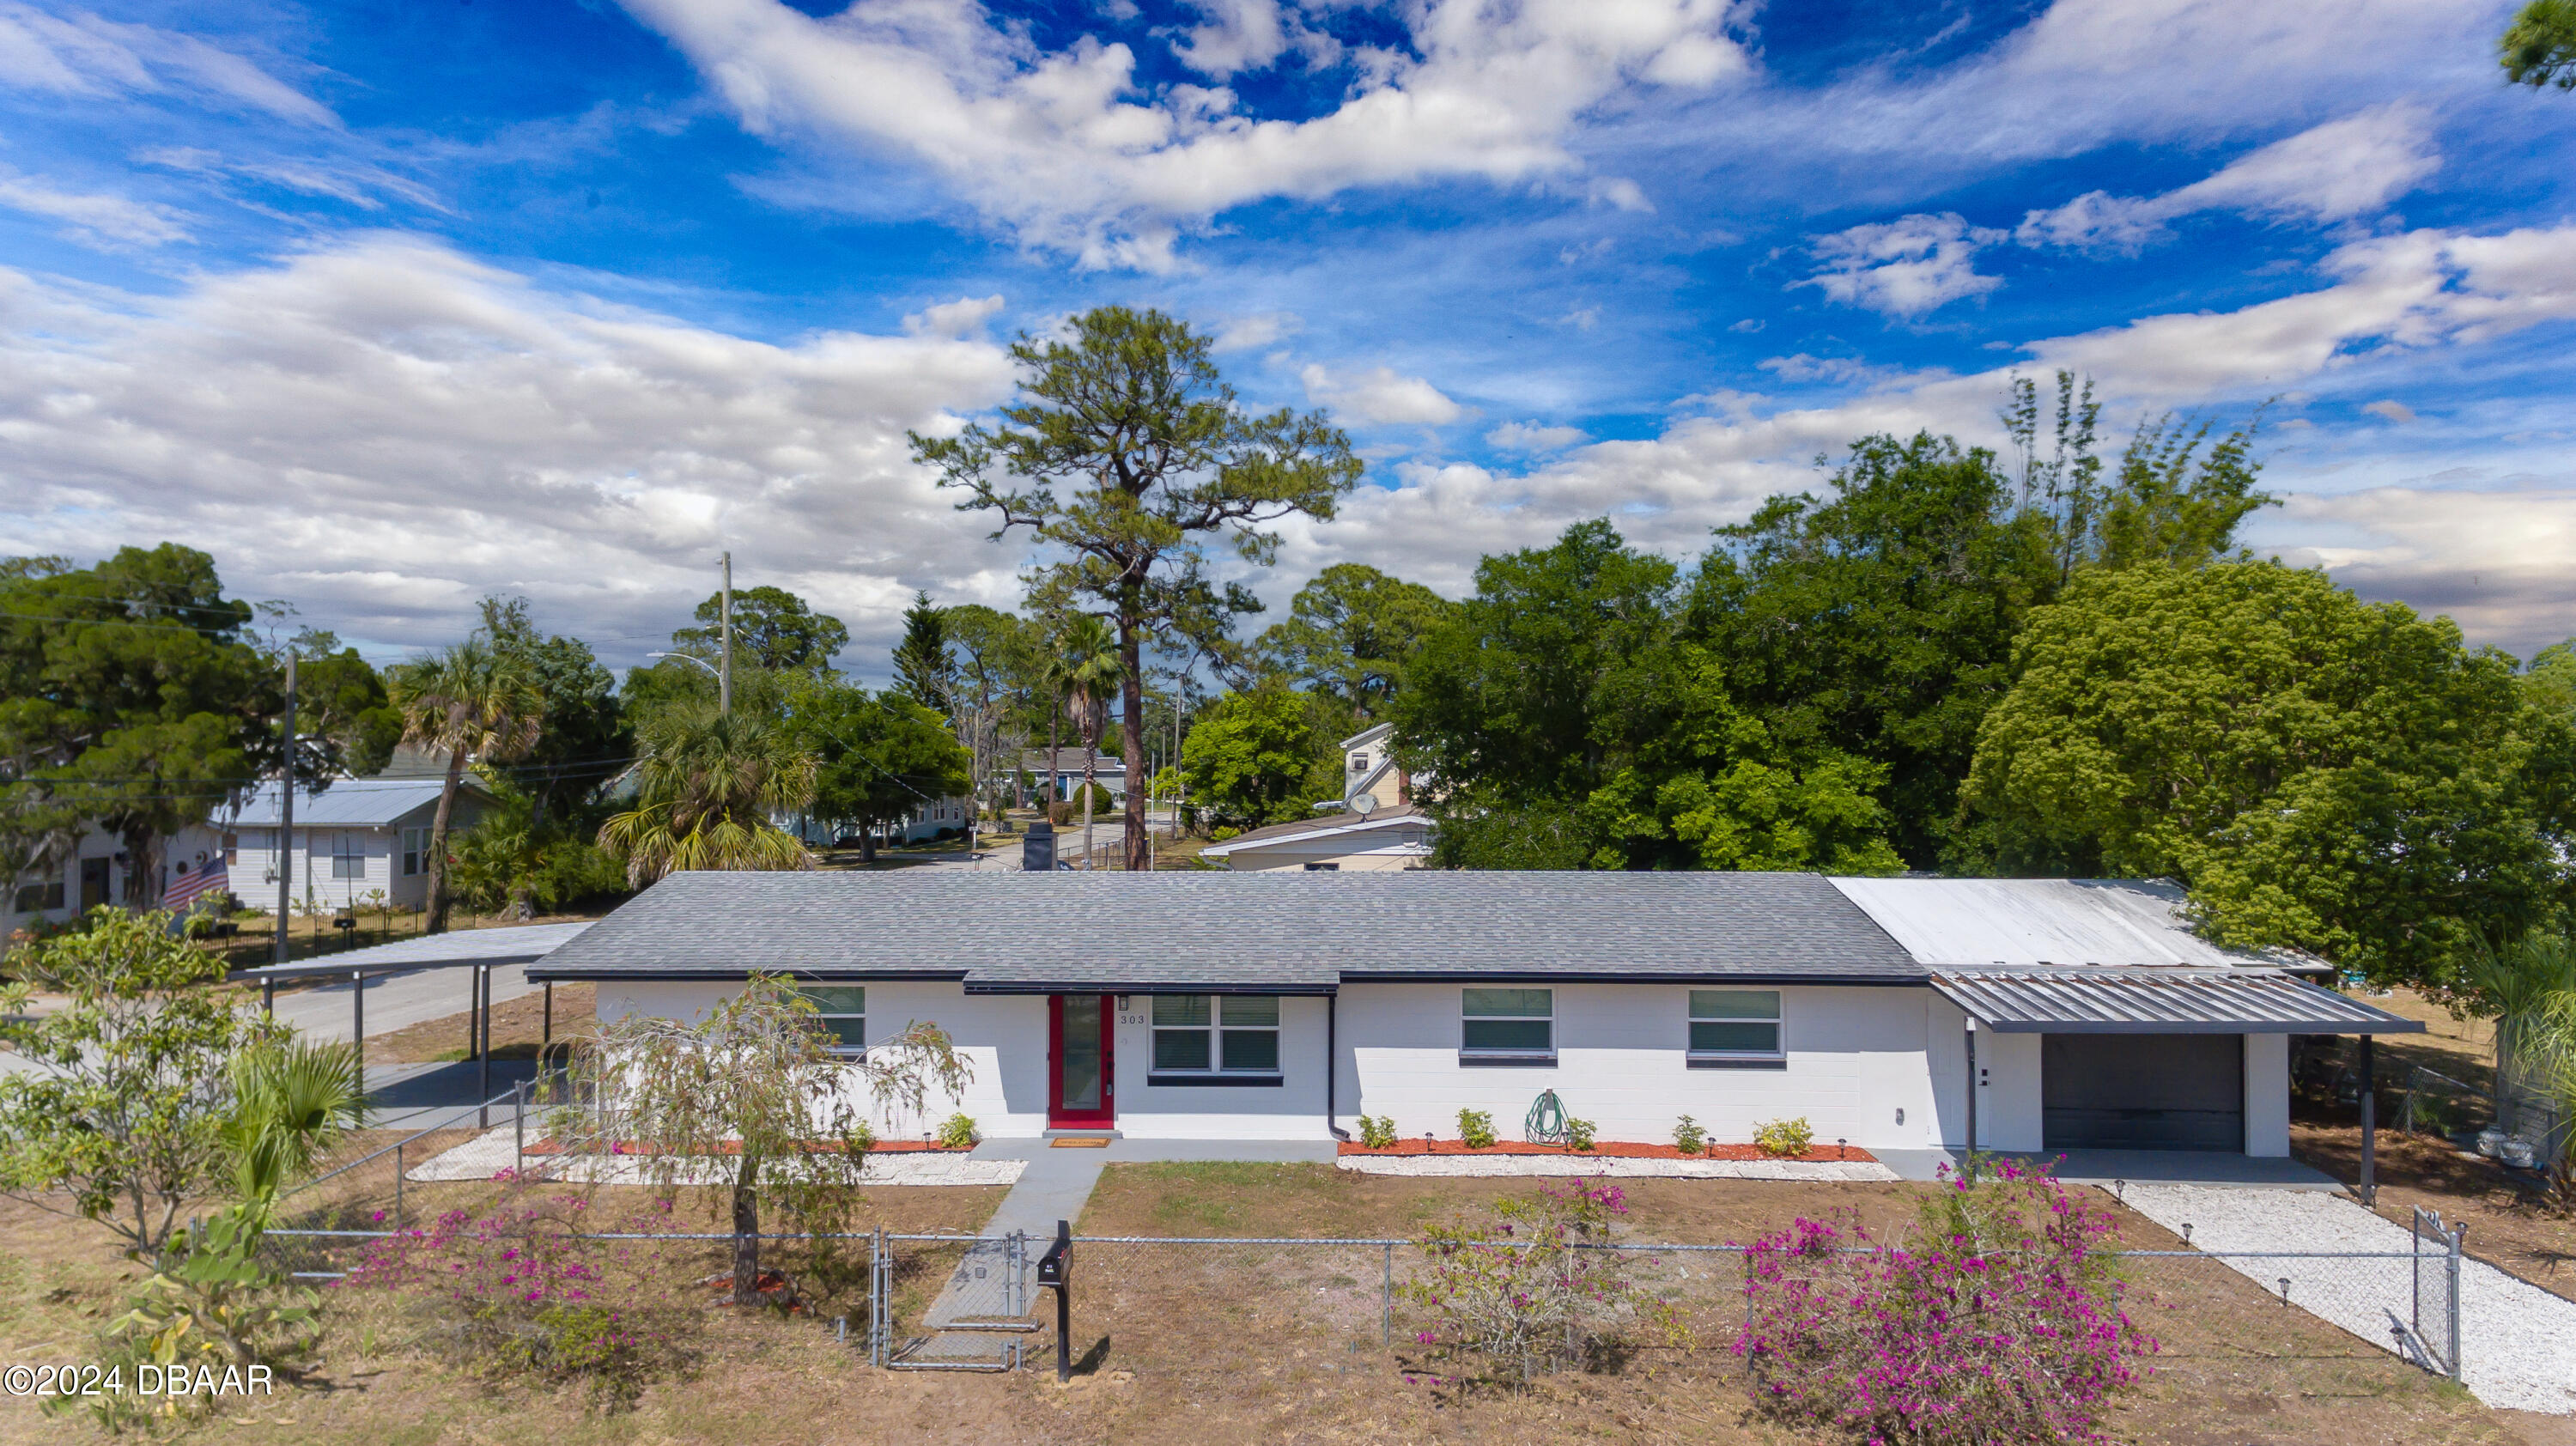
[527,869,1924,990]
[226,775,492,829]
[1198,805,1429,857]
[238,920,595,980]
[1930,969,2422,1035]
[1827,876,2320,969]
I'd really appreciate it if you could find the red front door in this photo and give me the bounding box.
[1048,993,1115,1128]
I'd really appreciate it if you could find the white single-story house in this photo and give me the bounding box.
[1020,747,1127,805]
[528,871,2417,1157]
[4,818,232,931]
[1200,805,1434,871]
[223,775,495,914]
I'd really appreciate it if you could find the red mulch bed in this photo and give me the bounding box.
[519,1138,973,1157]
[1337,1139,1876,1163]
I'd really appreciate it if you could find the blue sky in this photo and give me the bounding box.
[1,0,2570,676]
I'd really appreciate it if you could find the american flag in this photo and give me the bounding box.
[161,860,230,913]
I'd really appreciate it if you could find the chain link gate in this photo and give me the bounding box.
[872,1230,1036,1371]
[2403,1206,2464,1382]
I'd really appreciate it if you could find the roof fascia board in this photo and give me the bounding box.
[963,982,1338,996]
[527,967,972,983]
[1338,969,1929,986]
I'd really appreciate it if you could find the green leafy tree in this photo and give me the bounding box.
[1180,686,1342,830]
[598,700,817,883]
[477,597,632,825]
[449,784,621,920]
[0,909,291,1257]
[556,973,969,1306]
[390,637,545,933]
[1255,563,1454,720]
[0,545,273,907]
[2503,0,2576,88]
[794,681,973,862]
[942,605,1043,821]
[1055,614,1126,861]
[671,584,850,675]
[1964,562,2576,990]
[2525,639,2576,723]
[913,305,1363,872]
[283,629,403,778]
[891,590,955,713]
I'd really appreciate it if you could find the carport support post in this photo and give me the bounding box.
[350,969,364,1088]
[1962,1016,1978,1182]
[2359,1034,2377,1206]
[478,964,491,1129]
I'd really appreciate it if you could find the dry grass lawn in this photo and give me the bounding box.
[6,1162,2559,1446]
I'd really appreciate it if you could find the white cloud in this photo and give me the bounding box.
[0,3,334,125]
[1799,212,2006,318]
[2271,488,2576,659]
[902,293,1006,337]
[1485,420,1588,452]
[2017,105,2439,249]
[1170,0,1293,81]
[1300,362,1467,426]
[0,169,188,246]
[1560,306,1601,331]
[134,146,441,213]
[0,236,1021,663]
[614,0,1749,268]
[1210,310,1298,352]
[2362,398,2415,423]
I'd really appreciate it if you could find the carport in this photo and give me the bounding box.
[1932,967,2423,1196]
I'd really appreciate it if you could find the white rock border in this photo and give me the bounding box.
[404,1127,1026,1188]
[1336,1155,1898,1181]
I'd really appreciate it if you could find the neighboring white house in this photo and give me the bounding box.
[529,871,2417,1156]
[1200,805,1433,872]
[222,775,495,914]
[4,818,232,933]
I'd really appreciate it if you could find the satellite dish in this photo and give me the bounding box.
[1348,793,1378,817]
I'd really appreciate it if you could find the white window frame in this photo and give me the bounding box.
[400,827,428,878]
[1688,988,1785,1068]
[794,987,866,1055]
[1148,994,1283,1083]
[1460,987,1554,1066]
[330,831,367,880]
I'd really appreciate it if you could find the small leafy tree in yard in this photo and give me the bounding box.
[1455,1109,1498,1149]
[0,908,288,1257]
[1358,1115,1399,1148]
[1737,1159,2154,1444]
[936,1112,980,1149]
[1405,1178,1681,1383]
[1672,1115,1707,1155]
[555,973,969,1306]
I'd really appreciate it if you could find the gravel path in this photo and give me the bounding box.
[1335,1156,1898,1181]
[2123,1183,2576,1415]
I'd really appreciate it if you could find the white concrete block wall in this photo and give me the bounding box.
[1923,996,2043,1153]
[2244,1033,2290,1157]
[1111,994,1330,1139]
[1340,982,1944,1151]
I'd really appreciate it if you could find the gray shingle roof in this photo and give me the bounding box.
[527,870,1922,991]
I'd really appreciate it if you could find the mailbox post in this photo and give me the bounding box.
[1036,1218,1072,1382]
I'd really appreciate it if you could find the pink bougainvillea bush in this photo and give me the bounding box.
[1736,1159,2155,1443]
[1403,1178,1685,1384]
[339,1194,700,1407]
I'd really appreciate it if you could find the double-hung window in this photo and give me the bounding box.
[1689,989,1784,1067]
[399,828,428,878]
[331,832,367,880]
[1150,994,1281,1083]
[11,871,64,914]
[1460,987,1553,1065]
[796,987,866,1054]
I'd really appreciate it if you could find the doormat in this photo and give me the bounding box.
[1050,1138,1111,1148]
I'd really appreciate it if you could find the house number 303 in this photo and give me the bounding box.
[1117,1013,1148,1026]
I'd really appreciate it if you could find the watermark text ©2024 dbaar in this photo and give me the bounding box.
[3,1362,279,1400]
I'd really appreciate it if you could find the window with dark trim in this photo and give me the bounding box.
[1461,987,1553,1064]
[1689,989,1783,1067]
[331,832,367,880]
[1150,994,1281,1082]
[795,987,866,1054]
[400,827,428,878]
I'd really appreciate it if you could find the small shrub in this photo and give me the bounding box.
[1405,1178,1682,1383]
[936,1113,978,1149]
[1358,1114,1399,1148]
[1562,1115,1596,1151]
[1752,1115,1814,1158]
[1455,1109,1498,1149]
[1736,1160,2154,1443]
[1672,1115,1707,1154]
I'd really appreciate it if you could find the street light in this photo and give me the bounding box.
[647,651,720,678]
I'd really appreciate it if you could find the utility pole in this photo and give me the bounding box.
[719,550,733,715]
[275,653,295,966]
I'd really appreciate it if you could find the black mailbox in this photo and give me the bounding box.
[1036,1218,1072,1289]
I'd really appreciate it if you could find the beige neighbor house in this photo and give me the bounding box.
[1200,722,1437,872]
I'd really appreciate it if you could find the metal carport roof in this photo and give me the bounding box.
[1931,968,2425,1035]
[235,920,594,981]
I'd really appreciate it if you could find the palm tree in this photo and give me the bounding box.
[391,638,544,934]
[1057,615,1124,870]
[598,700,818,885]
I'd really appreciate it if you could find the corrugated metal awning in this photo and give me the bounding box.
[1932,969,2424,1035]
